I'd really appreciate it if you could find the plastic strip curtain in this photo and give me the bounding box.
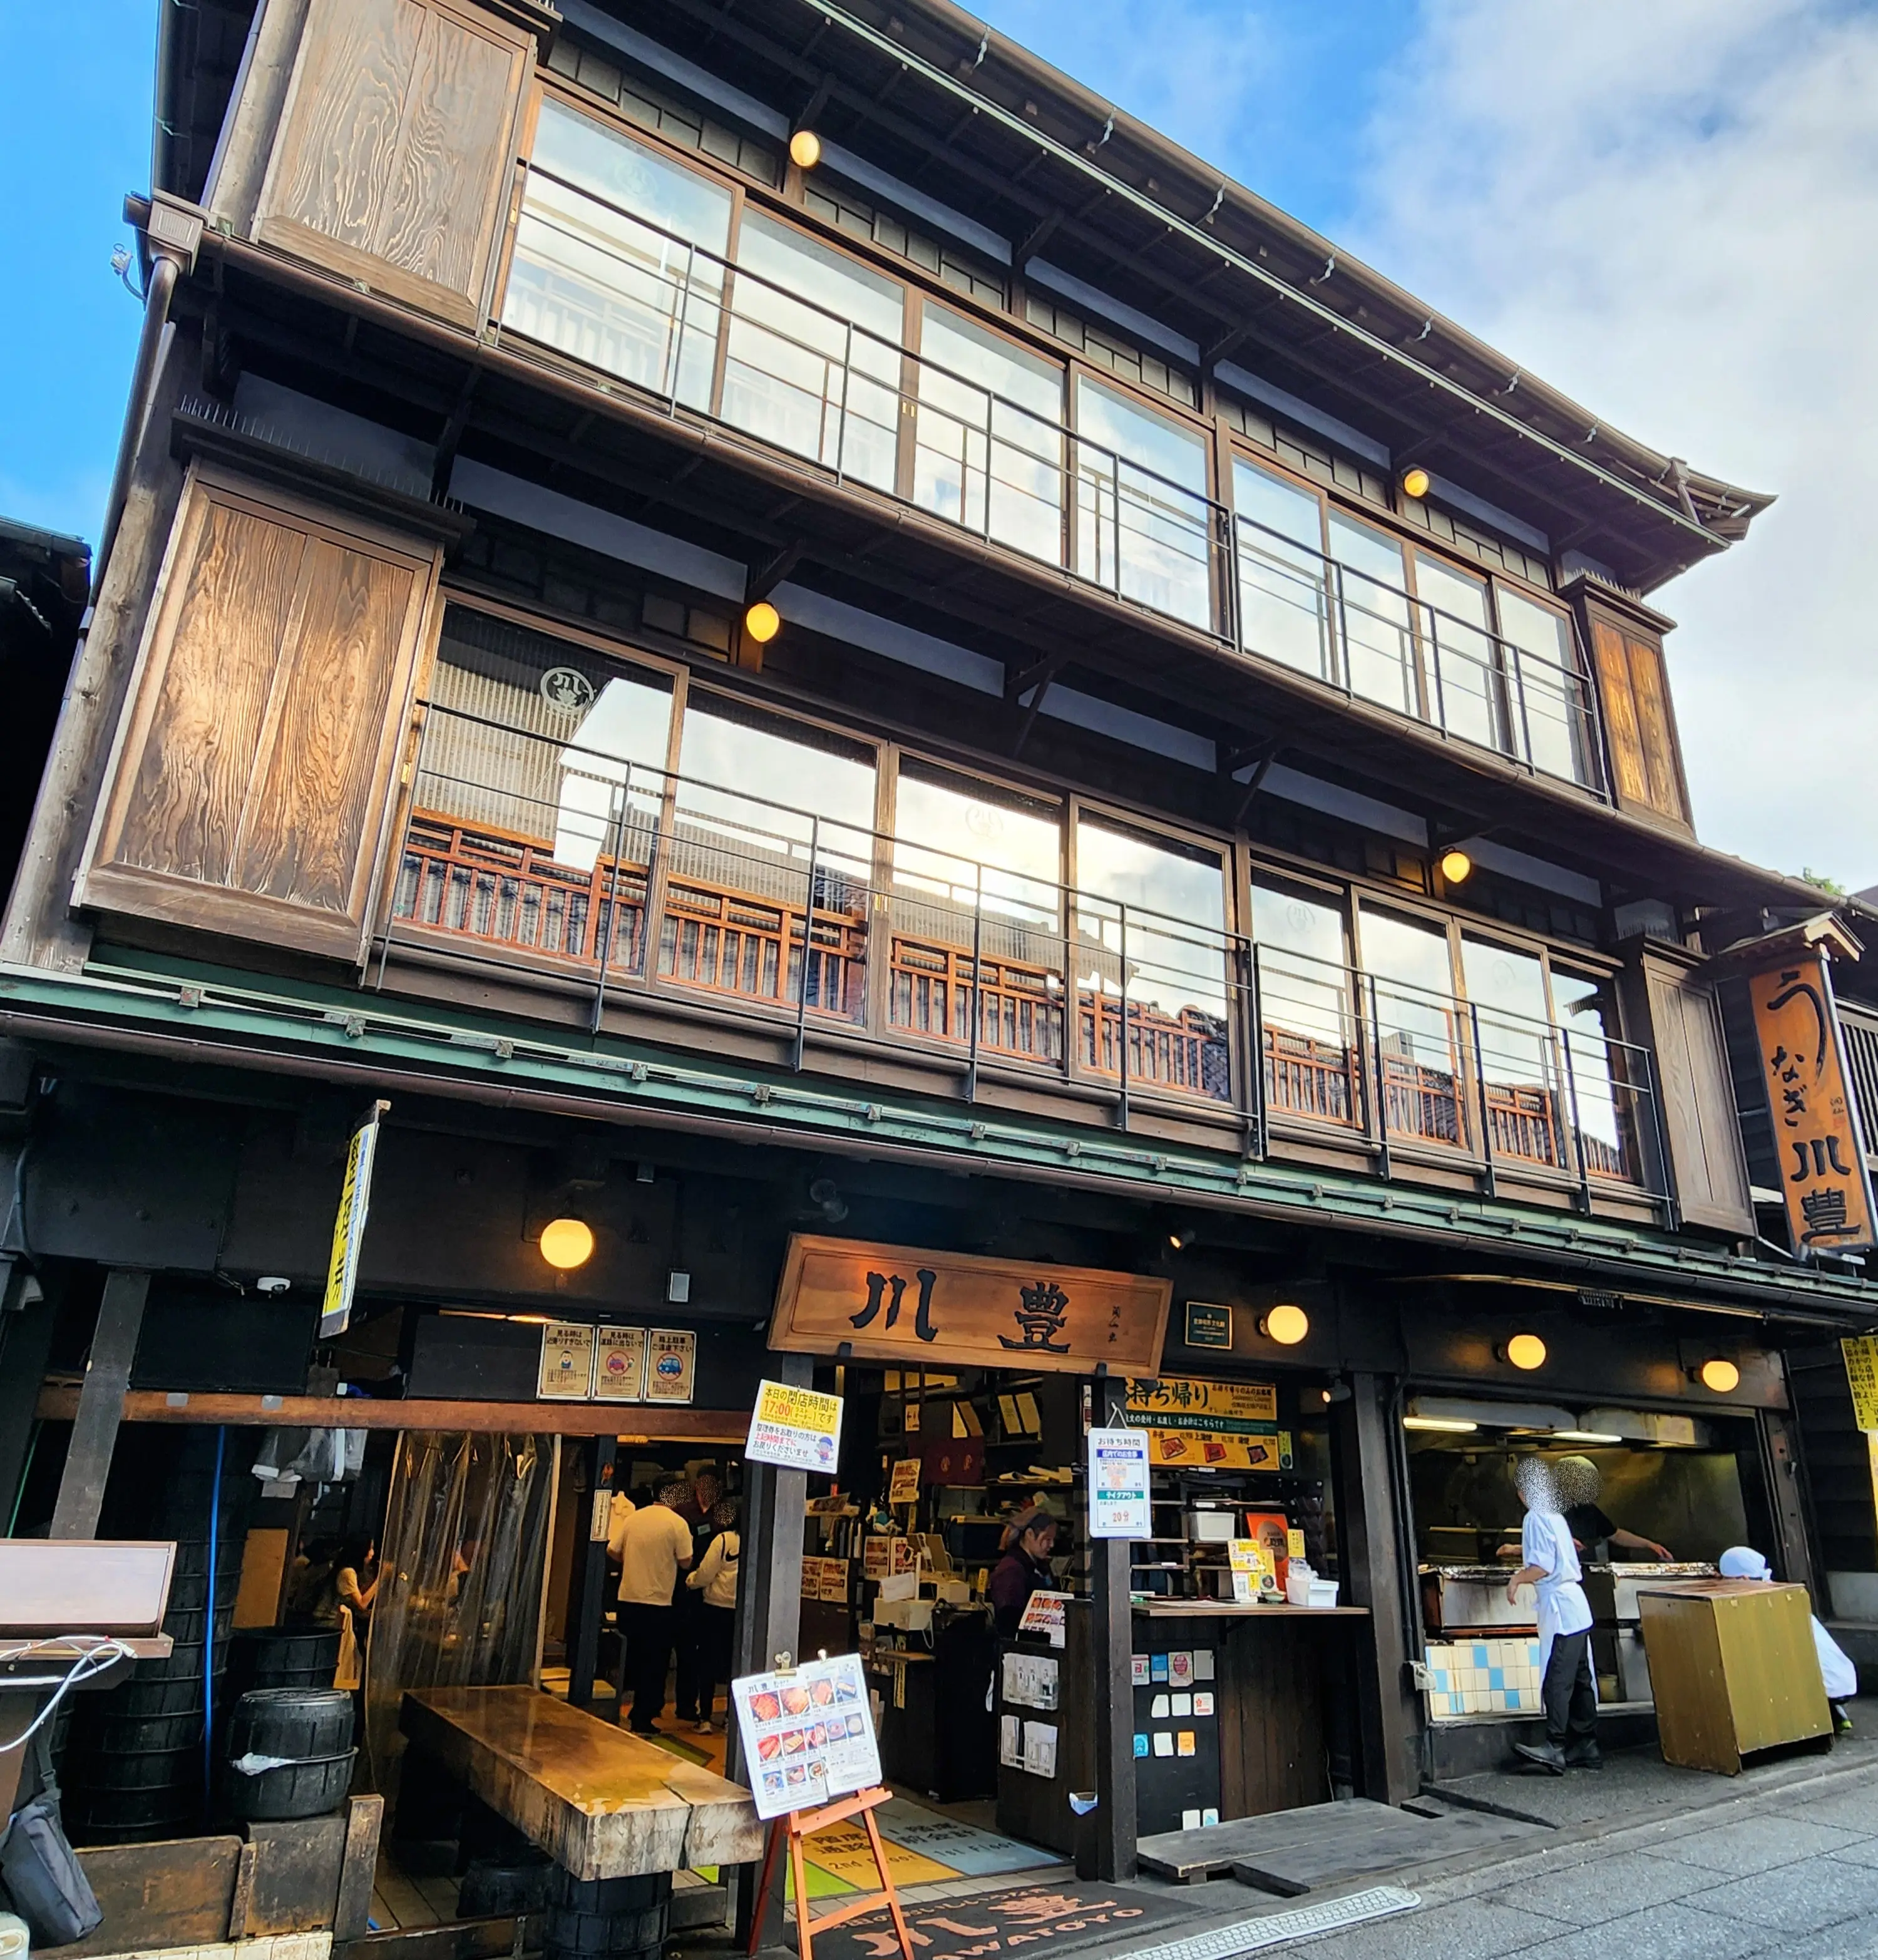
[362,1430,560,1794]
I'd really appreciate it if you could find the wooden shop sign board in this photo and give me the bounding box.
[771,1235,1172,1376]
[1748,950,1877,1253]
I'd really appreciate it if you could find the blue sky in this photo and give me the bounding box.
[3,0,1875,885]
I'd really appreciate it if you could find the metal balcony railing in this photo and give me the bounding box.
[494,161,1608,796]
[379,701,1665,1208]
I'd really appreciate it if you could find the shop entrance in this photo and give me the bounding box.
[1405,1394,1760,1727]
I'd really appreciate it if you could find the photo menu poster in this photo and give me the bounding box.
[732,1651,881,1820]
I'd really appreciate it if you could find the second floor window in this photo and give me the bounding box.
[1072,379,1213,631]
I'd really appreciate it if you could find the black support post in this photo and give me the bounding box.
[1085,1372,1137,1880]
[568,1434,617,1713]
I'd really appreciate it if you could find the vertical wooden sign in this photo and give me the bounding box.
[1749,951,1876,1253]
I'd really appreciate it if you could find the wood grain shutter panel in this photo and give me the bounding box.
[254,0,534,327]
[1581,596,1691,829]
[80,468,441,961]
[1637,950,1753,1233]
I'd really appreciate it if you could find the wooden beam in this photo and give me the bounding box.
[50,1269,150,1540]
[34,1385,749,1442]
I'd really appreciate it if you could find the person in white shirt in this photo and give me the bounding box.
[685,1499,741,1733]
[1506,1455,1599,1773]
[1718,1546,1858,1737]
[608,1482,693,1734]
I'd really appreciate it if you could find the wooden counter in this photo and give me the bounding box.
[402,1685,764,1879]
[1132,1601,1369,1619]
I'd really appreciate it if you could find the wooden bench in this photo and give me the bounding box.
[401,1685,764,1881]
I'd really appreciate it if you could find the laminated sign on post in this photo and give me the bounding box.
[1087,1427,1151,1539]
[321,1100,387,1338]
[747,1379,844,1472]
[1844,1336,1878,1434]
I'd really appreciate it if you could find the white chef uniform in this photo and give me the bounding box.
[1718,1546,1857,1702]
[1523,1503,1593,1678]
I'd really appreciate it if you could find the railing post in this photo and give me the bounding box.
[1116,905,1131,1131]
[793,817,820,1072]
[1425,605,1447,736]
[966,876,984,1104]
[833,324,853,484]
[1244,939,1266,1159]
[668,243,695,413]
[1559,1027,1593,1214]
[1109,453,1122,595]
[1467,1000,1497,1199]
[1367,972,1391,1180]
[1507,639,1536,770]
[981,391,996,541]
[1332,560,1354,696]
[590,762,632,1035]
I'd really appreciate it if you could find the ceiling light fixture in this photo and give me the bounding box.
[1698,1357,1742,1394]
[1261,1303,1310,1346]
[1550,1429,1623,1444]
[789,129,823,170]
[744,600,782,643]
[1503,1332,1547,1371]
[1438,847,1473,884]
[539,1217,595,1270]
[1403,1414,1479,1433]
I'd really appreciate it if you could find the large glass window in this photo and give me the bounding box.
[890,768,1065,1057]
[1460,934,1565,1168]
[1553,968,1633,1178]
[1075,816,1228,1099]
[505,102,731,409]
[669,699,877,1015]
[1359,905,1464,1147]
[1414,552,1501,753]
[1498,587,1593,787]
[397,610,674,971]
[1329,514,1416,716]
[1073,379,1213,629]
[1251,880,1359,1125]
[914,307,1064,563]
[722,215,905,492]
[1234,461,1330,680]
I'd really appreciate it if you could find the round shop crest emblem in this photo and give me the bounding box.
[540,666,595,714]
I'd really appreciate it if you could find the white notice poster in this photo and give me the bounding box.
[746,1379,844,1472]
[732,1652,880,1820]
[1087,1427,1151,1539]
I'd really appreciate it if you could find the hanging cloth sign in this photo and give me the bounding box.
[320,1100,387,1338]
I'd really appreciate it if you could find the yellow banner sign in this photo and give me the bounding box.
[771,1236,1171,1377]
[1750,953,1875,1251]
[321,1101,387,1338]
[1844,1336,1878,1433]
[1144,1429,1292,1471]
[1123,1375,1278,1432]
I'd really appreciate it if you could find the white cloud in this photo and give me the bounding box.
[1346,0,1878,887]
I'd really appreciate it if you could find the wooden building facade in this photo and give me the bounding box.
[4,0,1877,1887]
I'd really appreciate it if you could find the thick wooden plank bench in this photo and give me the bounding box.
[401,1686,764,1880]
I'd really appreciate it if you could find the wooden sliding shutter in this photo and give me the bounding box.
[254,0,536,327]
[1628,946,1754,1233]
[1569,575,1693,830]
[81,468,440,961]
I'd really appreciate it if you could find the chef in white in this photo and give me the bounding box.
[1718,1546,1858,1738]
[1506,1455,1599,1772]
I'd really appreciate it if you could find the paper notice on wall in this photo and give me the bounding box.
[1087,1427,1151,1539]
[888,1458,921,1504]
[863,1536,893,1580]
[593,1326,647,1402]
[538,1321,596,1400]
[1193,1650,1215,1682]
[644,1328,696,1403]
[747,1379,844,1472]
[732,1652,880,1820]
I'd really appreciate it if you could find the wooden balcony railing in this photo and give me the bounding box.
[386,801,1658,1202]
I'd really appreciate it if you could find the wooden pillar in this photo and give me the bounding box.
[1757,1408,1818,1594]
[568,1434,617,1712]
[50,1269,150,1541]
[730,1352,809,1953]
[1330,1371,1420,1804]
[1085,1373,1137,1880]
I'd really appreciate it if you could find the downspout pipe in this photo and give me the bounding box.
[90,249,181,608]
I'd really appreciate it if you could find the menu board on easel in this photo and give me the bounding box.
[732,1652,881,1820]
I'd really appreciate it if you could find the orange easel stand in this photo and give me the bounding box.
[746,1783,915,1960]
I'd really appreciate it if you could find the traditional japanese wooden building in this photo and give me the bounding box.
[4,0,1877,1906]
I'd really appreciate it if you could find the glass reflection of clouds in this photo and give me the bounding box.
[892,771,1062,928]
[552,674,673,873]
[1075,817,1226,1019]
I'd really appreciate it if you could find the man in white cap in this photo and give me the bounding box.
[1718,1546,1857,1737]
[1506,1455,1599,1772]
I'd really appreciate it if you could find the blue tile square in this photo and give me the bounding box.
[1489,1668,1505,1689]
[1472,1644,1489,1667]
